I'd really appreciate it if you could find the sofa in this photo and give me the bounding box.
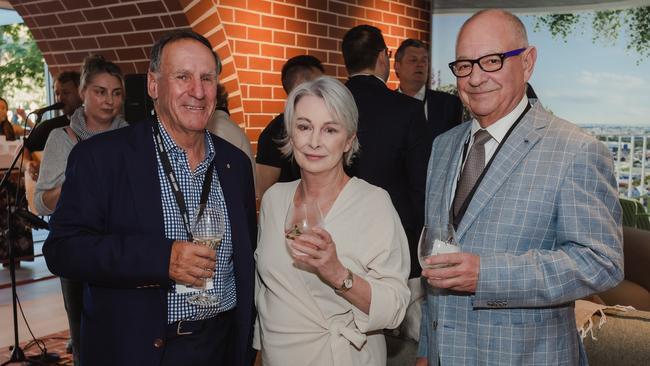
[596,226,650,311]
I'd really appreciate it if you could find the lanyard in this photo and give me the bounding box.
[450,103,531,229]
[152,120,214,240]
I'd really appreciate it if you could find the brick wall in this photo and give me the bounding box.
[11,0,430,149]
[11,0,189,76]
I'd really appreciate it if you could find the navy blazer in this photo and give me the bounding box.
[43,118,257,366]
[345,75,430,279]
[424,89,464,142]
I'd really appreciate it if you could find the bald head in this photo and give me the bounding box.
[458,9,528,53]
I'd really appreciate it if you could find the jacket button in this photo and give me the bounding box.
[153,338,164,348]
[432,320,438,330]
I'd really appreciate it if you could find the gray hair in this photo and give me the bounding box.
[279,76,360,166]
[149,29,222,76]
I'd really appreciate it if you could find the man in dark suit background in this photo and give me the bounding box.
[255,55,324,199]
[24,71,82,181]
[394,39,464,142]
[342,25,430,279]
[43,30,256,366]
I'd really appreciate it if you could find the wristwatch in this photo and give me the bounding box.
[334,268,354,294]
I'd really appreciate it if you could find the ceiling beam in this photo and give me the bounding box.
[431,0,648,15]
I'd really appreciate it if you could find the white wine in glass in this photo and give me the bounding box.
[284,201,323,256]
[417,223,459,270]
[187,204,225,307]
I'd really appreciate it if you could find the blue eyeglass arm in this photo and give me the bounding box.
[501,47,527,57]
[448,47,528,68]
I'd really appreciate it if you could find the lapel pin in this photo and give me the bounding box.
[226,163,230,169]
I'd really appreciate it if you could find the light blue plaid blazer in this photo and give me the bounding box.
[418,101,624,365]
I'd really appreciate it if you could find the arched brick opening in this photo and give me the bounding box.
[10,0,430,149]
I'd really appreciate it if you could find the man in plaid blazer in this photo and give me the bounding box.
[416,9,624,365]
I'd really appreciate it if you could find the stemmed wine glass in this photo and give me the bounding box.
[284,201,323,256]
[187,204,225,307]
[417,222,459,270]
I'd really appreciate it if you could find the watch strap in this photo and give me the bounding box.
[334,268,353,294]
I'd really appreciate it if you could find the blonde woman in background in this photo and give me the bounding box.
[35,54,128,366]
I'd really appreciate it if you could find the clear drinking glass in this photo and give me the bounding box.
[187,204,225,307]
[284,201,323,256]
[417,223,460,270]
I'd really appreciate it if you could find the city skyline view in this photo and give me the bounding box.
[430,10,650,127]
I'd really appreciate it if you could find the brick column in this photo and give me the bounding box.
[11,0,430,149]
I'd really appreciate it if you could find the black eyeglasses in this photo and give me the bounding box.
[448,48,527,77]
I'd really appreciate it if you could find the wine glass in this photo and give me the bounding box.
[417,222,460,270]
[284,201,323,256]
[187,204,225,307]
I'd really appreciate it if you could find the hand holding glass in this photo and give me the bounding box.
[417,223,460,270]
[187,204,225,307]
[284,201,323,256]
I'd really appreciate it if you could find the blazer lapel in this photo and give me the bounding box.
[443,124,470,220]
[426,123,470,227]
[212,136,236,218]
[124,119,165,235]
[456,104,548,240]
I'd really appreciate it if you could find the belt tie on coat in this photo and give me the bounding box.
[328,312,367,365]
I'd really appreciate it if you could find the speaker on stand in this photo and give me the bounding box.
[124,74,154,124]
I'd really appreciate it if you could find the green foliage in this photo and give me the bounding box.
[534,6,650,62]
[626,7,650,60]
[534,13,581,40]
[592,10,622,46]
[0,23,44,99]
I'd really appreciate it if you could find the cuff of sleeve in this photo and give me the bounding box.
[33,191,54,216]
[472,255,516,308]
[352,276,406,333]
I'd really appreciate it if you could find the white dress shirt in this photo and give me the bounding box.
[449,95,529,204]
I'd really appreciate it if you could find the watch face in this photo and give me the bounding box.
[343,278,353,289]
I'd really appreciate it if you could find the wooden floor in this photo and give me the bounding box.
[0,236,68,350]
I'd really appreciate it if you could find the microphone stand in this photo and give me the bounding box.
[1,111,55,365]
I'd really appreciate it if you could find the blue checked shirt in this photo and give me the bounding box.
[154,121,236,323]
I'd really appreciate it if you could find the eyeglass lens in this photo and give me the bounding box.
[453,54,503,76]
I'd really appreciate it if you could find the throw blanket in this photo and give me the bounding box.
[574,300,635,340]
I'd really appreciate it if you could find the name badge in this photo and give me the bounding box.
[175,279,214,294]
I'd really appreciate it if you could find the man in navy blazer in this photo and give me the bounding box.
[394,38,464,142]
[43,31,256,366]
[342,25,430,279]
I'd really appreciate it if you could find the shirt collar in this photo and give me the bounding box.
[470,94,528,144]
[156,118,216,170]
[398,85,426,101]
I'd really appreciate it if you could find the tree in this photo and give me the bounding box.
[534,6,650,63]
[0,23,44,101]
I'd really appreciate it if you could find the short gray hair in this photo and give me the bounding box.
[279,76,360,166]
[149,29,222,76]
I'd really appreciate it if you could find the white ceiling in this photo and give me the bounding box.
[431,0,649,14]
[0,0,646,16]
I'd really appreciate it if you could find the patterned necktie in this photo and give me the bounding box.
[453,129,492,217]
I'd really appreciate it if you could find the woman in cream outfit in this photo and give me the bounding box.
[254,76,410,365]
